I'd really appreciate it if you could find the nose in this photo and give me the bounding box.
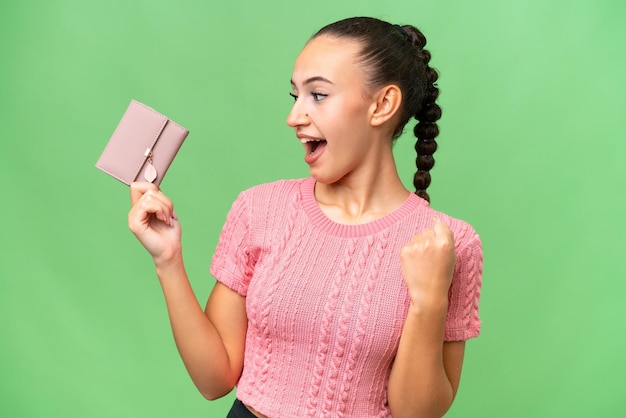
[286,98,309,128]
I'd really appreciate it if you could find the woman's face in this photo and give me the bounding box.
[287,35,382,185]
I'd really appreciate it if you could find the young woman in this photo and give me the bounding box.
[128,17,482,418]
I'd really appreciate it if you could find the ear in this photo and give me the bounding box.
[369,85,402,127]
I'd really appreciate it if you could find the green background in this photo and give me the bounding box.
[1,0,624,416]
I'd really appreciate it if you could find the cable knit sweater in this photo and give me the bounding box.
[210,178,482,418]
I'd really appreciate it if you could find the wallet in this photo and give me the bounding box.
[95,100,189,186]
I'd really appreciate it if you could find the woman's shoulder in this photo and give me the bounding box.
[232,178,309,215]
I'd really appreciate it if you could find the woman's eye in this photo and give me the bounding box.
[312,93,327,102]
[289,92,298,102]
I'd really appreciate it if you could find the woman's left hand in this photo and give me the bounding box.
[400,217,456,306]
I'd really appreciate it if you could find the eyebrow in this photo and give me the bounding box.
[290,76,334,87]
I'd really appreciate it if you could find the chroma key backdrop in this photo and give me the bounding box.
[1,1,625,417]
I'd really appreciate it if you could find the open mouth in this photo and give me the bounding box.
[301,138,327,156]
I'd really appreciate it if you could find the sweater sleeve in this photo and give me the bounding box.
[444,222,483,341]
[210,191,256,296]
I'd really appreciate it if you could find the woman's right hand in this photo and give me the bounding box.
[128,182,182,266]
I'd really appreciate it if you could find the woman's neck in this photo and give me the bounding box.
[314,163,410,225]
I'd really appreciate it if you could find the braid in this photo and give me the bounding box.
[402,25,441,203]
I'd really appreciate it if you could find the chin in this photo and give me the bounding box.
[309,169,345,186]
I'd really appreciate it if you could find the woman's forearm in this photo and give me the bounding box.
[155,257,241,400]
[387,298,453,418]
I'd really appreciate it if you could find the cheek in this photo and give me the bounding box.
[330,99,370,128]
[347,97,373,124]
[310,97,372,143]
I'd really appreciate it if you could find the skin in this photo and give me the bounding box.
[129,34,464,418]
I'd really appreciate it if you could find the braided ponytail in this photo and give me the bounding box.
[404,26,442,203]
[314,18,443,202]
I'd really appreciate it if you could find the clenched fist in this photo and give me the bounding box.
[400,217,456,306]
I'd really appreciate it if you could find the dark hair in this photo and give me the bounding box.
[314,17,441,203]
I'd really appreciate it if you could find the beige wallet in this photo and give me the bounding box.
[95,100,189,186]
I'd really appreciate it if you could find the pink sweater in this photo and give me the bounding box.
[211,178,482,417]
